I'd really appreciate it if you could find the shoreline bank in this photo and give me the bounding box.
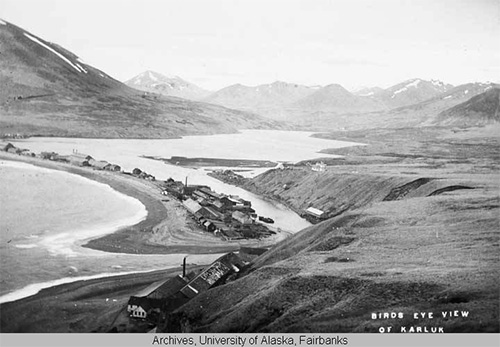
[0,152,287,254]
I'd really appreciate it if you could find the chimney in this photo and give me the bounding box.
[182,256,187,278]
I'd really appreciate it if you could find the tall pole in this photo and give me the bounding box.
[183,256,187,278]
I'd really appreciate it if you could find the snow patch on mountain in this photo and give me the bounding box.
[431,79,444,87]
[0,19,6,25]
[148,71,158,81]
[391,79,423,98]
[75,63,87,74]
[406,79,422,88]
[24,33,83,73]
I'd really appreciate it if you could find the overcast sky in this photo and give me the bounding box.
[1,0,499,90]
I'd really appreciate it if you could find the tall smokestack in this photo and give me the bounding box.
[183,256,187,278]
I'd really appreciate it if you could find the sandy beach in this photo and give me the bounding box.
[0,150,288,332]
[0,151,286,256]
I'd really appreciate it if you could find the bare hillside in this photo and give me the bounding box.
[0,20,281,138]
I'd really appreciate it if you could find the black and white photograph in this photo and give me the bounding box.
[0,0,499,344]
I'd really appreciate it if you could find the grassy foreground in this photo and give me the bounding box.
[166,125,499,333]
[1,125,498,333]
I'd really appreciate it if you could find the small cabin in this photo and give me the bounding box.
[305,207,325,219]
[127,296,162,320]
[311,162,326,172]
[69,153,93,167]
[106,164,121,172]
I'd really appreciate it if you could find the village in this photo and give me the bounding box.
[1,142,279,241]
[1,142,277,331]
[208,165,330,224]
[2,142,331,332]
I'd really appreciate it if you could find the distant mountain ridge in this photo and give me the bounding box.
[202,78,459,121]
[351,86,384,97]
[375,78,454,109]
[296,82,499,131]
[291,83,386,115]
[0,19,280,138]
[435,87,500,126]
[202,81,317,119]
[125,71,211,100]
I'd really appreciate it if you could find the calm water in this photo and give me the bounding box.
[1,130,362,302]
[16,130,362,231]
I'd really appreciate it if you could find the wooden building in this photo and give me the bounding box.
[232,211,253,225]
[69,153,93,167]
[127,296,162,320]
[179,252,244,298]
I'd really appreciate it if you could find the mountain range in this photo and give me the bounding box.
[374,78,454,109]
[297,82,498,130]
[0,20,279,138]
[140,75,490,124]
[198,77,497,126]
[1,17,498,138]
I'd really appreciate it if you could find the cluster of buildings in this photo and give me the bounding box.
[129,167,156,181]
[311,161,327,172]
[161,178,274,240]
[127,252,246,329]
[2,143,122,172]
[2,143,36,157]
[42,149,122,171]
[1,133,29,139]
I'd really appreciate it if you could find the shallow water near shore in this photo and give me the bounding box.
[0,161,222,301]
[1,130,361,302]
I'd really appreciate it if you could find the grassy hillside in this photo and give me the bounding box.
[165,126,499,333]
[0,20,282,138]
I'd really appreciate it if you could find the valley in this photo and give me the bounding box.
[0,11,499,336]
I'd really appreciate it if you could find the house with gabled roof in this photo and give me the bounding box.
[127,296,162,320]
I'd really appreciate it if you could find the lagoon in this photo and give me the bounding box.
[1,130,362,302]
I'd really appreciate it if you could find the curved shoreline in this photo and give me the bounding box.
[0,153,170,252]
[0,152,282,255]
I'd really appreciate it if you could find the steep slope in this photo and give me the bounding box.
[164,127,499,333]
[375,78,454,109]
[435,87,500,126]
[125,71,211,100]
[0,20,280,138]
